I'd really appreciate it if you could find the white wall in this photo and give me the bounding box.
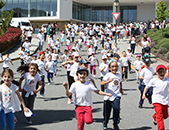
[59,0,72,20]
[137,4,155,22]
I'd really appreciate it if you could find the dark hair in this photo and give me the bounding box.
[17,63,41,76]
[21,47,25,50]
[64,49,68,52]
[144,37,147,41]
[1,68,19,86]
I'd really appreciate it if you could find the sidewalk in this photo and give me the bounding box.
[0,34,38,63]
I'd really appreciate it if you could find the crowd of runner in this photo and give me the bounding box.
[0,19,169,130]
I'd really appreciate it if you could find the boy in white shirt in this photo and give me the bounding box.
[119,51,130,81]
[139,58,155,108]
[63,67,111,130]
[45,55,58,85]
[133,54,144,84]
[19,47,26,66]
[23,51,32,65]
[101,45,109,56]
[61,49,68,62]
[2,53,13,70]
[126,47,133,73]
[142,64,169,129]
[99,55,109,92]
[31,54,38,64]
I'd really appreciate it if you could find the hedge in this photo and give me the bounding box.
[0,27,22,53]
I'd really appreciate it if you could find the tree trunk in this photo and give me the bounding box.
[161,27,163,38]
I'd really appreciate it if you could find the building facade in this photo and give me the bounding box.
[1,0,169,30]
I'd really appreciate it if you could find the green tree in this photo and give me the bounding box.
[155,0,169,38]
[0,1,14,36]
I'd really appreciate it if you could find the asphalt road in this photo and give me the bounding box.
[1,35,169,130]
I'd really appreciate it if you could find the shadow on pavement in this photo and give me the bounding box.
[15,109,76,129]
[120,126,152,130]
[93,101,104,104]
[123,89,137,91]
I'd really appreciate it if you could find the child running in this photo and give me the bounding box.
[17,63,42,124]
[88,52,99,77]
[142,64,169,130]
[45,55,58,85]
[2,53,14,70]
[101,61,123,130]
[63,67,112,130]
[0,69,28,129]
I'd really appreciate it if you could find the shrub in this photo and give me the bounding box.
[158,47,168,54]
[160,42,169,51]
[151,41,157,49]
[0,27,21,53]
[151,48,157,53]
[165,52,169,60]
[156,38,169,49]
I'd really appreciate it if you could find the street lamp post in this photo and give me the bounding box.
[114,0,119,44]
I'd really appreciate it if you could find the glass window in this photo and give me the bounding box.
[30,2,37,17]
[37,2,44,16]
[6,0,12,4]
[51,1,57,16]
[43,2,50,16]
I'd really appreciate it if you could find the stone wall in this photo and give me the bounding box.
[30,20,70,31]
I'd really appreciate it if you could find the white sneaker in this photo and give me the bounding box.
[47,83,50,85]
[68,99,72,104]
[93,75,96,78]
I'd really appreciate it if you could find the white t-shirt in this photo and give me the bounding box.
[69,62,79,77]
[101,49,109,56]
[51,53,58,61]
[24,55,32,64]
[119,56,129,67]
[19,51,26,59]
[142,41,149,48]
[112,46,119,54]
[3,57,11,68]
[45,61,56,73]
[45,52,51,62]
[0,83,21,114]
[50,39,55,48]
[117,61,122,74]
[146,77,169,105]
[89,56,97,65]
[88,48,95,55]
[37,33,44,42]
[66,39,71,46]
[126,52,132,61]
[134,60,144,70]
[27,31,32,37]
[36,59,46,76]
[94,40,98,47]
[31,60,37,64]
[140,67,154,85]
[61,54,68,62]
[23,72,41,97]
[22,42,31,52]
[99,63,109,77]
[69,81,97,106]
[103,73,122,101]
[61,33,65,39]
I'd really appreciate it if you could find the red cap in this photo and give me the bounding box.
[39,51,45,56]
[167,65,169,70]
[156,64,166,72]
